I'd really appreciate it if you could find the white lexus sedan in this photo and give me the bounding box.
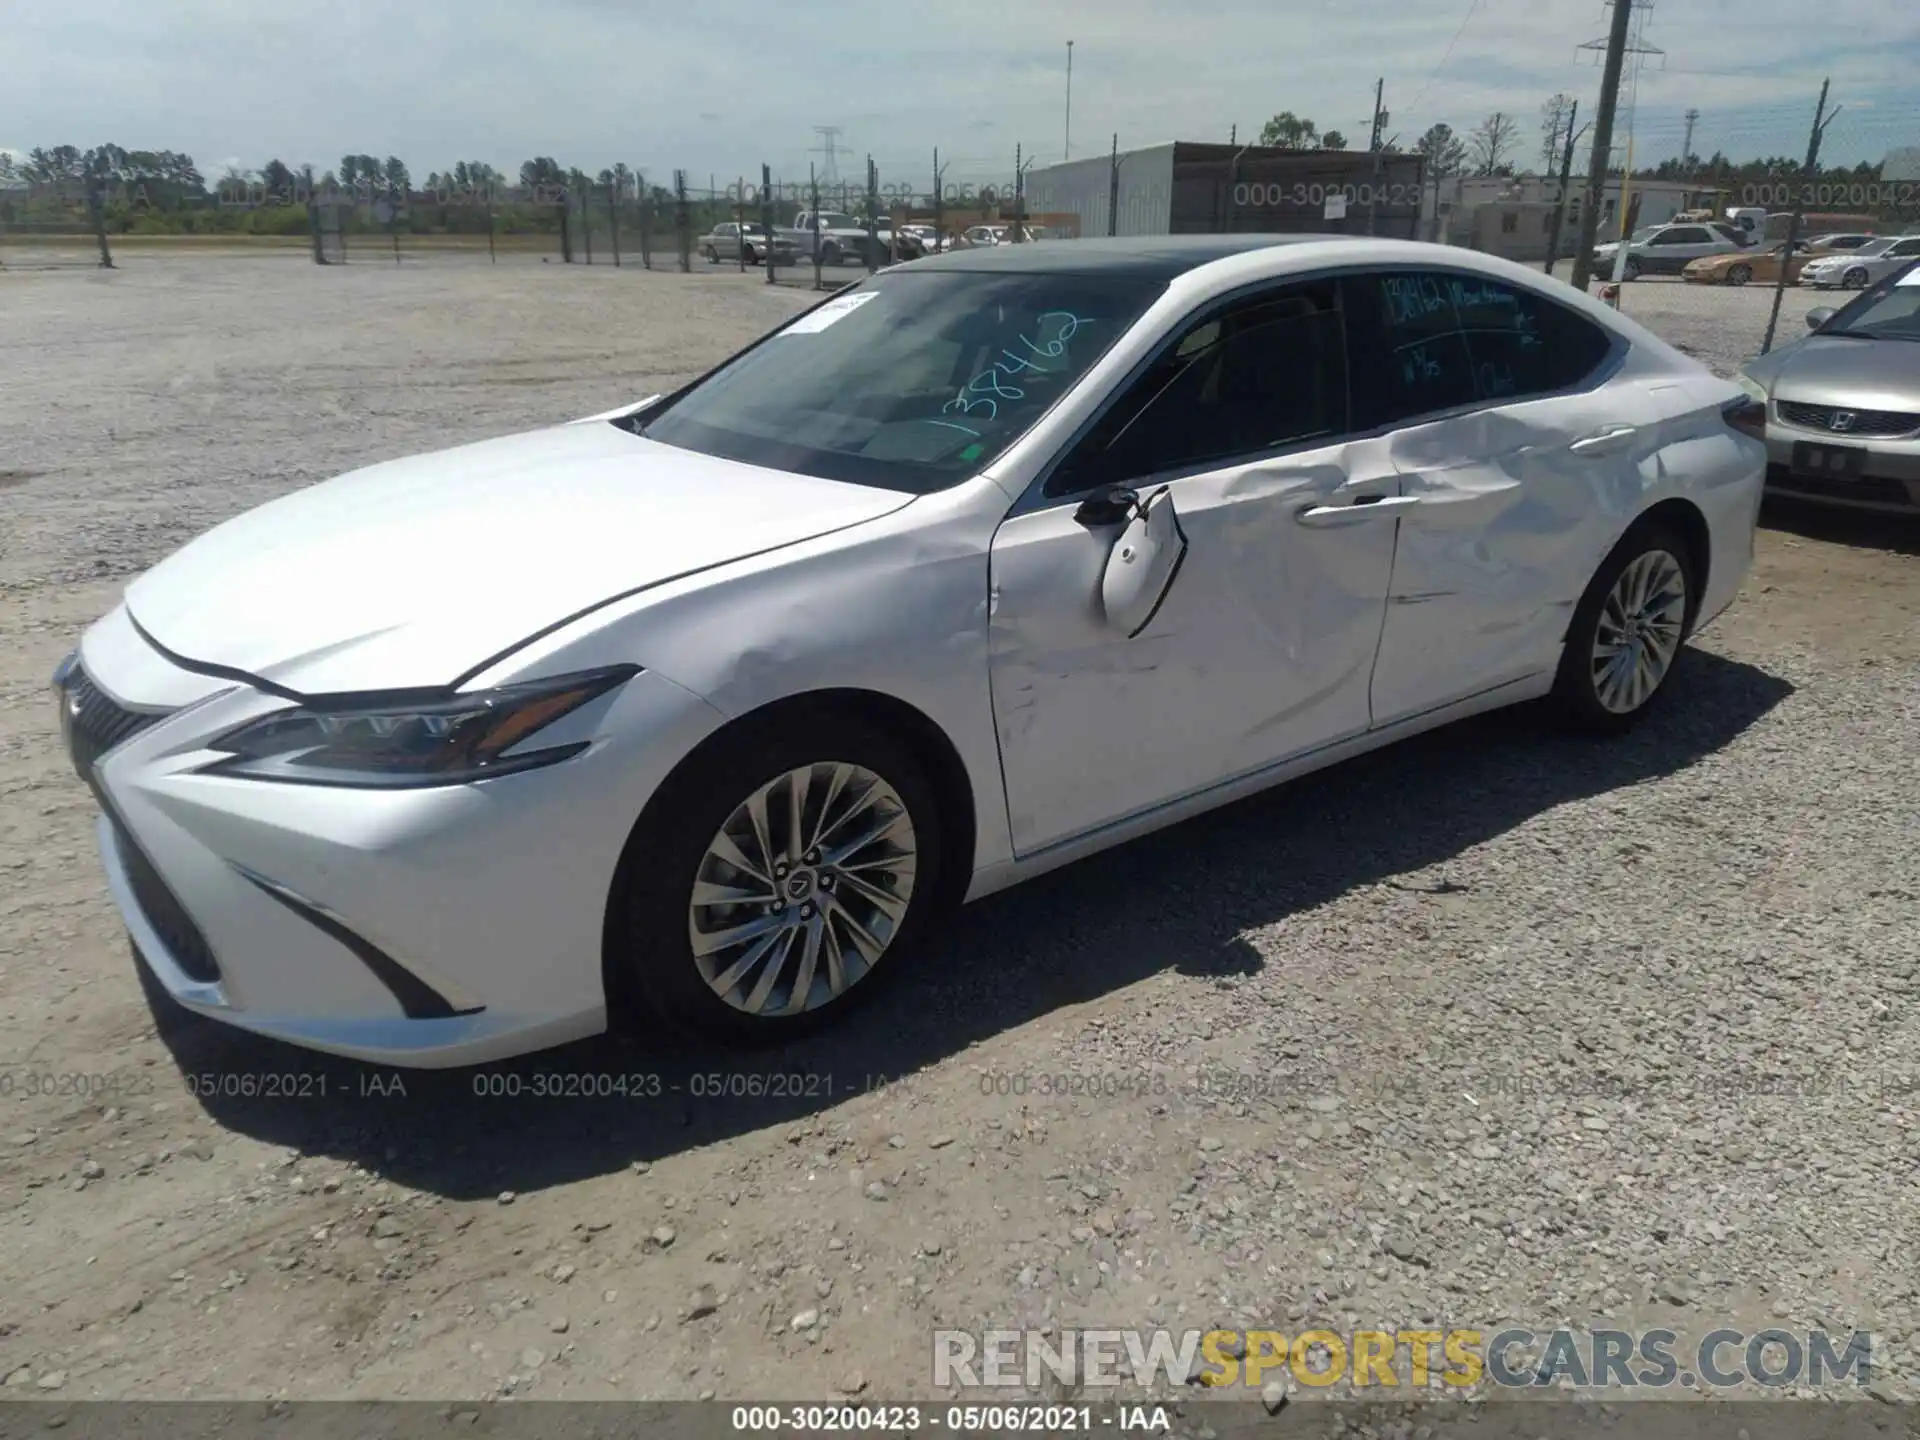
[56,236,1767,1067]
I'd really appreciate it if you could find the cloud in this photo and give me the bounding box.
[6,0,1916,191]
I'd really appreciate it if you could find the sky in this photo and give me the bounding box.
[4,0,1917,191]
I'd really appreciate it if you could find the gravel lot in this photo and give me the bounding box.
[1,254,1914,1415]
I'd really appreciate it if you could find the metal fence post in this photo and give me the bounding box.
[637,172,651,269]
[608,177,621,266]
[810,165,823,290]
[866,157,880,273]
[933,148,944,254]
[674,170,691,272]
[486,185,496,264]
[761,164,777,284]
[737,177,747,273]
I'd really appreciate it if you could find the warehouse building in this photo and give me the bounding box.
[1021,141,1425,240]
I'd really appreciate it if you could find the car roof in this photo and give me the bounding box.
[903,233,1346,278]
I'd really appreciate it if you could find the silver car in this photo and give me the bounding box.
[1591,221,1752,281]
[700,222,796,266]
[1798,234,1920,290]
[1739,259,1920,513]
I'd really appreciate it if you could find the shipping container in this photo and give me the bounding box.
[1023,142,1425,241]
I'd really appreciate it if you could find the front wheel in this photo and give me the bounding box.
[607,711,942,1044]
[1621,256,1642,282]
[1550,522,1696,733]
[702,245,718,264]
[743,244,759,265]
[1726,263,1751,286]
[1843,267,1869,289]
[819,241,842,267]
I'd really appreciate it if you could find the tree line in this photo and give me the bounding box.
[1258,99,1893,198]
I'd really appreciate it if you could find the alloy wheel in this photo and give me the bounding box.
[1590,549,1688,715]
[687,763,917,1016]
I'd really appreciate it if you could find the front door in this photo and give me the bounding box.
[1340,267,1655,723]
[987,276,1404,857]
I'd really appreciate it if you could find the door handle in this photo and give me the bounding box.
[1295,494,1422,527]
[1569,426,1639,456]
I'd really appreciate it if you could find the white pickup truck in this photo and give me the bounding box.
[780,210,884,267]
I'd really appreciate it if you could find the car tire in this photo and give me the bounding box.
[1549,518,1698,734]
[743,244,759,265]
[819,241,842,267]
[702,245,718,264]
[1843,267,1869,289]
[606,708,943,1046]
[1621,257,1642,282]
[1726,263,1751,286]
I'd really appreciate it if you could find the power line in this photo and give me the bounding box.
[1404,0,1486,121]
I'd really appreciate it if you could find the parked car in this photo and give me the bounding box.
[1682,240,1819,287]
[56,235,1762,1066]
[960,224,1009,247]
[1591,221,1752,280]
[700,222,796,267]
[1736,258,1920,512]
[1797,234,1920,290]
[1800,232,1880,255]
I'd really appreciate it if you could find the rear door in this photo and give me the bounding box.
[1649,225,1714,271]
[1344,267,1650,724]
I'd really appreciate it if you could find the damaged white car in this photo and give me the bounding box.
[57,235,1765,1066]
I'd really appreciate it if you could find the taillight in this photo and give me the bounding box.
[1723,396,1767,439]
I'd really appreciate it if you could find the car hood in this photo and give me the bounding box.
[122,419,915,694]
[1744,334,1920,407]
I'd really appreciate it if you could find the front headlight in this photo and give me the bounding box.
[204,666,638,788]
[1735,372,1768,405]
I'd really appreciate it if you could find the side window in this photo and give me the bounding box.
[1343,271,1479,428]
[1890,239,1920,257]
[1347,270,1616,429]
[1044,279,1348,495]
[1451,276,1614,399]
[1670,227,1710,244]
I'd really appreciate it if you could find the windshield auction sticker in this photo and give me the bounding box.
[782,290,879,333]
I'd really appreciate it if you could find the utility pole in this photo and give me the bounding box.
[1761,78,1836,355]
[1108,133,1120,236]
[1570,0,1636,290]
[1012,143,1024,242]
[1365,77,1386,235]
[1064,41,1074,161]
[1681,106,1700,170]
[1545,103,1585,275]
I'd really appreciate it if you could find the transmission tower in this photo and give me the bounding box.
[1682,106,1700,169]
[810,126,845,186]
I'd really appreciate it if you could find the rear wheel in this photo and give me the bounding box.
[607,711,942,1044]
[1551,520,1696,733]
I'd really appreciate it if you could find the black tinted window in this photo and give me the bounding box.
[1046,278,1348,494]
[1346,270,1616,429]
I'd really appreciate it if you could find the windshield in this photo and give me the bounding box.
[1819,267,1920,338]
[635,270,1166,493]
[1849,238,1896,256]
[1628,228,1658,244]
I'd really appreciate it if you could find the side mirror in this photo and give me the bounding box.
[1806,308,1836,332]
[1099,487,1189,639]
[1074,485,1138,527]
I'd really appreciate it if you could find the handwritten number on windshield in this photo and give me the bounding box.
[941,312,1084,423]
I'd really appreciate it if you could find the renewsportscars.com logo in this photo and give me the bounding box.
[932,1327,1877,1392]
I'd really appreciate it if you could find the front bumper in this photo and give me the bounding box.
[1761,411,1920,512]
[62,604,726,1067]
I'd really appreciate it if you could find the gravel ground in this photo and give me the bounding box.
[1,254,1914,1414]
